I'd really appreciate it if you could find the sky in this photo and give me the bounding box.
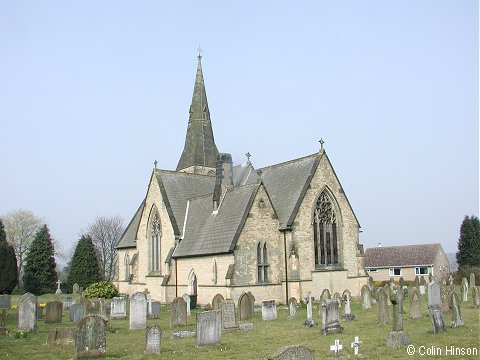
[0,1,478,263]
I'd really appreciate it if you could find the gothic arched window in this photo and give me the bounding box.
[313,191,339,268]
[257,242,269,283]
[149,211,161,274]
[124,252,130,281]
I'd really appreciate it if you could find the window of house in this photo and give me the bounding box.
[149,211,161,274]
[367,268,378,272]
[415,267,428,275]
[257,242,269,283]
[313,190,339,268]
[389,268,402,276]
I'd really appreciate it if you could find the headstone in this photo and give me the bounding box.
[247,292,255,315]
[409,288,422,320]
[150,301,161,318]
[62,297,76,310]
[73,283,80,294]
[262,300,277,321]
[171,330,195,338]
[343,291,355,321]
[440,283,450,312]
[47,327,76,345]
[351,336,363,356]
[268,345,314,360]
[0,295,11,309]
[182,294,191,316]
[361,285,371,310]
[36,305,44,319]
[333,292,342,308]
[304,292,316,326]
[239,323,253,331]
[144,325,162,355]
[428,273,433,283]
[377,288,389,324]
[383,284,392,305]
[461,277,469,302]
[320,288,331,304]
[238,292,253,320]
[85,298,106,318]
[368,276,375,291]
[473,286,480,309]
[69,304,85,323]
[110,297,127,320]
[386,290,410,348]
[429,305,447,334]
[420,276,427,286]
[321,299,343,335]
[419,284,426,296]
[414,276,420,288]
[220,300,237,329]
[75,315,107,358]
[428,281,441,308]
[448,274,455,292]
[129,292,147,330]
[170,297,187,327]
[469,273,475,289]
[147,296,152,317]
[0,309,7,334]
[45,301,63,323]
[330,339,343,356]
[288,297,297,319]
[448,291,464,328]
[212,293,224,310]
[196,310,222,346]
[55,279,62,295]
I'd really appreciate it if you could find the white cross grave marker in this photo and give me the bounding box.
[351,336,363,356]
[330,339,343,356]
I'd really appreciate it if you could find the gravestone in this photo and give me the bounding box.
[47,327,76,345]
[212,294,224,310]
[429,306,447,334]
[377,287,389,324]
[171,330,195,339]
[320,288,331,304]
[0,309,7,334]
[85,298,106,318]
[383,284,392,305]
[110,297,127,320]
[361,285,372,310]
[461,277,469,302]
[428,273,433,283]
[238,292,253,320]
[55,279,62,295]
[440,283,450,312]
[351,336,363,356]
[304,292,316,326]
[62,297,75,310]
[321,299,343,335]
[129,292,147,330]
[0,295,11,309]
[73,283,80,294]
[330,339,343,356]
[45,301,63,323]
[386,290,410,348]
[170,297,187,327]
[239,323,253,331]
[472,286,480,309]
[268,345,314,360]
[150,301,161,318]
[288,297,297,319]
[469,273,475,289]
[75,315,107,358]
[69,304,85,323]
[333,292,342,308]
[343,291,355,321]
[448,291,464,328]
[448,274,455,292]
[368,276,375,292]
[262,300,277,321]
[220,300,237,329]
[409,288,422,320]
[398,277,405,288]
[182,294,191,316]
[414,276,420,288]
[196,310,222,346]
[247,292,255,314]
[420,276,427,286]
[428,281,441,308]
[36,305,44,319]
[144,325,162,354]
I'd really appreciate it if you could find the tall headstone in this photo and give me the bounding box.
[343,291,355,321]
[262,300,277,321]
[129,292,147,330]
[0,295,11,309]
[182,294,191,316]
[448,291,464,328]
[220,300,237,329]
[320,289,331,304]
[75,315,107,358]
[212,294,224,310]
[17,293,37,331]
[361,285,372,310]
[332,292,342,308]
[268,345,314,360]
[69,304,85,323]
[386,290,410,348]
[85,298,106,318]
[196,310,222,346]
[321,299,343,335]
[440,282,450,312]
[414,276,420,288]
[72,283,80,294]
[428,281,441,308]
[368,276,375,292]
[144,325,162,355]
[247,292,255,316]
[429,306,447,334]
[461,277,469,302]
[469,273,475,289]
[409,288,422,319]
[170,297,187,327]
[472,286,480,309]
[110,297,126,320]
[304,292,316,326]
[377,288,390,324]
[238,292,253,321]
[288,297,297,319]
[45,301,63,323]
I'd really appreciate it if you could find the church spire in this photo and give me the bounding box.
[176,52,219,173]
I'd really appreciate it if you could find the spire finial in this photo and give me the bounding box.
[246,152,251,163]
[197,45,202,60]
[319,138,325,151]
[154,160,158,169]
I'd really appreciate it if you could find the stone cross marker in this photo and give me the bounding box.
[262,300,277,321]
[351,336,363,356]
[361,285,372,310]
[343,291,355,321]
[144,325,162,354]
[55,279,62,294]
[69,304,85,323]
[75,315,107,358]
[288,297,297,319]
[129,292,147,330]
[182,294,191,316]
[220,300,237,329]
[268,345,314,360]
[386,290,410,348]
[170,297,187,327]
[45,301,63,323]
[304,292,316,326]
[330,339,342,356]
[377,288,390,324]
[110,297,127,320]
[321,299,343,335]
[196,310,222,346]
[17,293,37,331]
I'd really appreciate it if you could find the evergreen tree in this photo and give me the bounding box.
[67,235,103,292]
[22,225,57,295]
[0,219,18,294]
[456,215,480,268]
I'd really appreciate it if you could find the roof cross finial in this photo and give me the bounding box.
[197,45,202,60]
[319,138,325,151]
[154,160,158,169]
[246,152,251,163]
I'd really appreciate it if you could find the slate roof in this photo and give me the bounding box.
[173,183,260,258]
[364,244,442,268]
[117,200,145,249]
[232,162,258,187]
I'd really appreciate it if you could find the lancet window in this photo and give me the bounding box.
[313,191,339,268]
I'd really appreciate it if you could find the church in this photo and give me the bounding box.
[115,54,368,305]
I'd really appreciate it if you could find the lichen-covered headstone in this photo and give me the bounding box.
[212,294,224,310]
[69,304,85,323]
[129,292,147,330]
[333,292,342,308]
[320,289,331,305]
[409,288,422,320]
[17,292,37,331]
[386,290,410,348]
[288,297,297,319]
[361,285,372,310]
[377,287,390,324]
[321,299,343,335]
[150,301,160,319]
[85,298,106,318]
[429,305,446,334]
[473,286,480,308]
[268,345,314,360]
[170,297,187,327]
[220,300,237,329]
[262,300,277,321]
[45,301,63,323]
[448,291,464,328]
[144,325,162,354]
[304,292,316,326]
[75,315,106,358]
[196,310,221,346]
[368,276,375,292]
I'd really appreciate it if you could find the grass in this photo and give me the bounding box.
[0,291,479,359]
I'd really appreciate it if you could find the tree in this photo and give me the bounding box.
[2,210,43,280]
[0,219,18,294]
[456,215,480,268]
[86,216,125,281]
[67,235,102,292]
[22,225,57,295]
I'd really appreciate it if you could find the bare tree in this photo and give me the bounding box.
[86,215,125,281]
[2,209,43,280]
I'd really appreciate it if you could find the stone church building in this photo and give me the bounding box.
[116,55,368,305]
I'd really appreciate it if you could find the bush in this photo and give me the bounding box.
[84,281,119,299]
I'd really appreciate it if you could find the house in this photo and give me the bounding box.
[364,243,450,282]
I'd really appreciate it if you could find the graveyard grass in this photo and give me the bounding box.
[1,291,479,359]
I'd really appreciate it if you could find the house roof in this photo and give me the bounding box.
[116,200,145,249]
[364,244,442,268]
[173,183,260,258]
[232,162,258,187]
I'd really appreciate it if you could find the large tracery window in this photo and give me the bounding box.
[149,212,161,274]
[313,191,339,268]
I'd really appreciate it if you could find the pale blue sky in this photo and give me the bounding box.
[0,1,478,261]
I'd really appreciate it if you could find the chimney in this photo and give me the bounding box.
[213,153,233,210]
[378,242,382,247]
